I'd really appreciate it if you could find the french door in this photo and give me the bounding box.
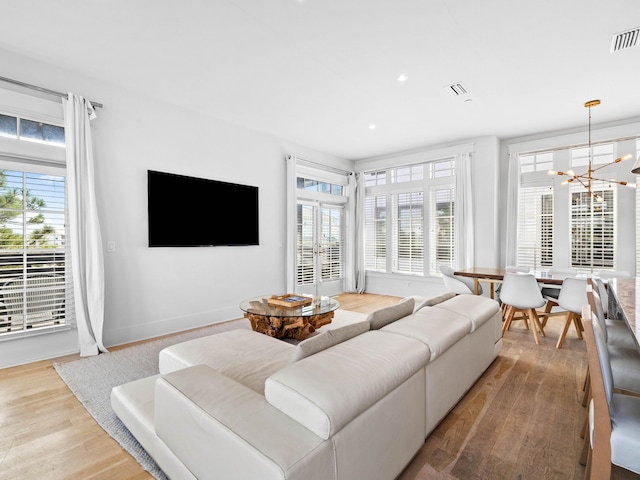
[296,202,344,297]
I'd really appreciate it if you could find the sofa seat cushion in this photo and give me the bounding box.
[381,308,471,361]
[111,374,159,455]
[159,329,294,394]
[264,330,429,440]
[431,294,500,332]
[366,297,415,329]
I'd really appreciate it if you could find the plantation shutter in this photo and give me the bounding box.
[393,191,423,274]
[364,195,386,271]
[0,168,68,334]
[517,186,554,269]
[320,205,343,280]
[570,182,615,269]
[430,187,454,273]
[296,204,314,285]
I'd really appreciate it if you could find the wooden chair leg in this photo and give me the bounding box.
[532,309,545,337]
[556,312,573,349]
[527,308,541,344]
[573,314,584,340]
[502,306,515,336]
[541,300,556,328]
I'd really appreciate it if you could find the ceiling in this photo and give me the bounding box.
[1,0,640,160]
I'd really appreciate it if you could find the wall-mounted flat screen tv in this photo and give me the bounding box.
[148,170,259,247]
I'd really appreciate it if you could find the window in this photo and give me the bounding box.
[0,113,65,146]
[392,192,423,274]
[364,196,386,271]
[393,165,423,183]
[296,204,345,285]
[514,135,632,273]
[297,176,344,196]
[293,165,348,291]
[516,186,554,268]
[0,90,69,338]
[364,159,455,276]
[520,152,553,173]
[320,206,343,280]
[571,183,615,269]
[430,187,454,274]
[571,143,614,167]
[0,168,68,335]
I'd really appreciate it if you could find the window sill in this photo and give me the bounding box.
[0,323,72,342]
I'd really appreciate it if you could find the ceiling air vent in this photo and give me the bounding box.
[446,82,469,97]
[610,27,640,52]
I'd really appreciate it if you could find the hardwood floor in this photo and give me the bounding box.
[0,293,591,479]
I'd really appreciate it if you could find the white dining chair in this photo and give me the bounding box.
[591,280,637,350]
[497,266,530,310]
[595,272,631,319]
[440,266,482,295]
[582,281,640,411]
[548,277,586,349]
[500,272,546,344]
[540,267,578,314]
[580,317,640,479]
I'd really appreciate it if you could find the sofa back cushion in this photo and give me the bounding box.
[381,307,471,361]
[431,294,500,332]
[366,297,414,330]
[414,292,457,312]
[291,321,370,363]
[265,330,429,440]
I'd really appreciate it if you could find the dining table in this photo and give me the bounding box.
[607,277,640,350]
[453,267,567,299]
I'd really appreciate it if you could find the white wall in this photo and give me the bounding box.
[0,48,351,367]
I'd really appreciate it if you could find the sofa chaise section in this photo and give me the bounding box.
[154,365,335,480]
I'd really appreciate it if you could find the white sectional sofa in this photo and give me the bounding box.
[111,293,502,480]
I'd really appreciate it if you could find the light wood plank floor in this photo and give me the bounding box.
[0,293,592,479]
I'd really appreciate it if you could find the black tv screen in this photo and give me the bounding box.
[148,170,259,247]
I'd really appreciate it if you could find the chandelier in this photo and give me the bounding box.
[548,99,635,202]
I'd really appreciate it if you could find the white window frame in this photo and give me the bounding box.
[510,125,638,275]
[0,88,70,340]
[363,159,455,277]
[293,164,348,294]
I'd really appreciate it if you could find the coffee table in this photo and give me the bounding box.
[239,294,340,340]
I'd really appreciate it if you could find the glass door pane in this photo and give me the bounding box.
[296,202,344,296]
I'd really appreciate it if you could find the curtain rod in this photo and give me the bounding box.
[0,75,103,109]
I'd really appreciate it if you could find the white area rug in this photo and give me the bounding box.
[53,318,252,479]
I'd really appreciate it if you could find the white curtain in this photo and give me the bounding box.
[504,152,520,266]
[285,156,297,293]
[344,172,366,293]
[454,152,474,268]
[63,94,107,356]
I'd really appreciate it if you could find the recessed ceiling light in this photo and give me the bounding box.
[369,124,376,130]
[397,74,408,82]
